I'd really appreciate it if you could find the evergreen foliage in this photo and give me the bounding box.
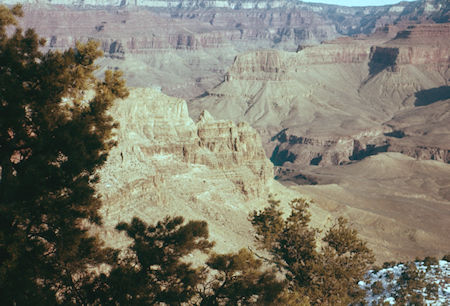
[88,217,285,305]
[0,5,128,304]
[88,216,213,305]
[394,263,426,304]
[250,198,375,305]
[199,248,284,305]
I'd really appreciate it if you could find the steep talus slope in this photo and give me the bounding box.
[95,88,329,252]
[190,23,450,166]
[281,153,450,263]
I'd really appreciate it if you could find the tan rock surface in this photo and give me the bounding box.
[187,23,450,263]
[17,1,448,99]
[95,88,330,253]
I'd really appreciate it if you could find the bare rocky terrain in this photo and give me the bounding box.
[188,20,450,261]
[94,88,331,255]
[190,23,450,167]
[278,153,450,263]
[93,86,449,263]
[4,0,449,263]
[13,0,448,99]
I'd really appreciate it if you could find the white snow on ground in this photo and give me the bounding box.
[360,260,449,305]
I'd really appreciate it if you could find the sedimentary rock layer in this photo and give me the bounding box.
[12,0,448,98]
[190,23,450,166]
[95,88,303,253]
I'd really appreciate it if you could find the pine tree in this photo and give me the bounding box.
[250,198,375,305]
[0,5,128,304]
[89,216,286,305]
[99,216,214,305]
[199,248,284,305]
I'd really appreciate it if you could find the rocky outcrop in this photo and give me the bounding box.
[226,42,371,81]
[383,98,450,163]
[387,143,450,163]
[270,127,389,167]
[373,24,450,68]
[95,88,277,252]
[99,87,272,197]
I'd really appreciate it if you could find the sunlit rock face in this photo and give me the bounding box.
[95,88,276,252]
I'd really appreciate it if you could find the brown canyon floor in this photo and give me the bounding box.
[279,153,450,263]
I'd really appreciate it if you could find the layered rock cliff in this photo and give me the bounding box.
[90,88,450,263]
[12,0,448,99]
[95,88,297,252]
[190,22,450,167]
[88,87,450,264]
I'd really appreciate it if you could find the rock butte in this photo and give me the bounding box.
[94,88,331,254]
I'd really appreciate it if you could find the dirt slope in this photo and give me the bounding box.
[281,153,450,263]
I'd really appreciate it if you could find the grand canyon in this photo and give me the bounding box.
[1,0,449,304]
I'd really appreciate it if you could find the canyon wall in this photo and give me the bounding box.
[190,23,450,167]
[93,88,450,263]
[10,0,447,99]
[88,87,450,264]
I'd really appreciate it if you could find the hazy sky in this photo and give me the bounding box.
[302,0,416,7]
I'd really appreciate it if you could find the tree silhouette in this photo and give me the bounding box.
[199,248,284,305]
[250,198,375,305]
[0,5,128,304]
[88,216,214,305]
[89,217,285,305]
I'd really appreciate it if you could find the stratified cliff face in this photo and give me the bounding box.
[384,99,450,163]
[13,0,448,99]
[5,0,449,33]
[95,88,276,252]
[190,23,450,167]
[18,6,338,99]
